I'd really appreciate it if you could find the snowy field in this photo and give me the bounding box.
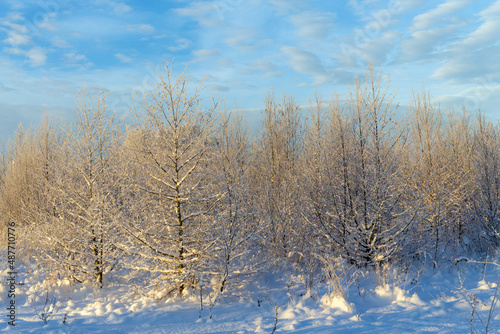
[2,260,500,333]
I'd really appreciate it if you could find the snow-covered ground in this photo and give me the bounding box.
[2,261,500,333]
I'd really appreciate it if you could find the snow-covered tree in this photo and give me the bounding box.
[326,67,417,268]
[408,87,474,263]
[470,113,500,250]
[251,91,303,262]
[0,118,61,259]
[205,108,262,294]
[38,89,121,287]
[119,61,218,295]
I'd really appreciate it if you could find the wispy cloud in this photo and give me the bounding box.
[125,23,154,34]
[409,0,471,31]
[281,46,348,85]
[115,53,132,63]
[336,30,401,66]
[5,0,25,10]
[2,22,32,46]
[26,47,47,66]
[431,1,500,83]
[93,0,132,15]
[51,37,72,48]
[432,45,500,83]
[452,0,500,51]
[175,2,224,27]
[111,1,132,15]
[63,52,92,69]
[400,25,460,61]
[192,49,219,58]
[224,28,271,53]
[290,11,335,40]
[167,38,191,52]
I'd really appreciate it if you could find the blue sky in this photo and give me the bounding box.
[1,0,500,143]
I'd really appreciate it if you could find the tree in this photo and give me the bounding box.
[205,107,262,295]
[0,118,61,260]
[471,113,500,250]
[119,61,218,295]
[408,87,473,263]
[295,92,330,289]
[251,91,303,262]
[38,89,121,288]
[327,67,416,269]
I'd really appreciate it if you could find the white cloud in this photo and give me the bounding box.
[192,49,219,58]
[410,0,471,31]
[452,1,500,51]
[479,0,500,16]
[5,12,24,22]
[281,46,349,85]
[3,32,31,46]
[281,46,324,75]
[6,0,25,10]
[1,22,32,46]
[26,47,47,66]
[439,84,500,112]
[125,24,154,34]
[263,70,283,78]
[51,37,72,48]
[336,30,401,66]
[111,1,132,15]
[186,49,220,65]
[0,82,14,93]
[249,58,278,71]
[224,28,272,53]
[64,52,89,63]
[36,14,58,31]
[432,45,500,83]
[4,22,30,34]
[270,0,305,15]
[115,53,132,63]
[167,38,191,52]
[456,20,500,50]
[348,0,367,16]
[175,2,224,27]
[63,52,93,69]
[400,25,460,61]
[93,0,132,15]
[3,47,24,55]
[290,11,335,40]
[431,1,500,83]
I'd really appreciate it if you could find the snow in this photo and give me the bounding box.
[2,261,500,333]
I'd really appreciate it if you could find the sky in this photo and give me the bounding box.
[1,0,500,143]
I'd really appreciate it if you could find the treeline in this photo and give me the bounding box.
[1,62,499,296]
